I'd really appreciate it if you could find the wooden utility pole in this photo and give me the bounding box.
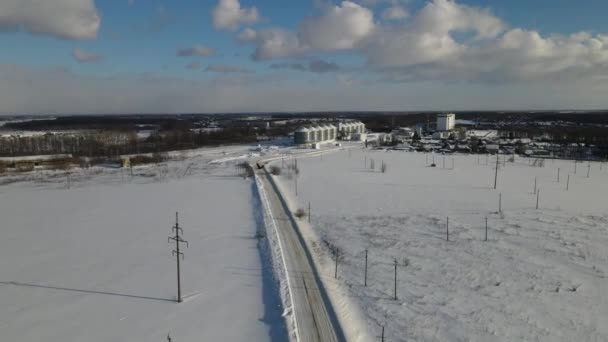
[334,248,340,279]
[557,168,560,182]
[308,201,311,223]
[485,217,488,242]
[499,193,502,213]
[364,249,368,287]
[567,174,570,191]
[295,159,298,197]
[393,259,398,300]
[446,217,449,241]
[168,212,188,303]
[536,189,540,210]
[494,154,499,189]
[534,177,537,194]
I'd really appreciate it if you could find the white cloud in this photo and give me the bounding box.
[212,0,259,31]
[241,28,307,60]
[299,1,375,50]
[72,48,102,63]
[176,46,216,57]
[237,27,258,42]
[382,6,408,20]
[0,0,100,40]
[359,0,608,84]
[241,1,374,60]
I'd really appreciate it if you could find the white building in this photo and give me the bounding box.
[294,124,338,146]
[437,113,456,131]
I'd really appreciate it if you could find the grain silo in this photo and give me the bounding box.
[321,124,330,141]
[328,124,337,140]
[294,127,311,145]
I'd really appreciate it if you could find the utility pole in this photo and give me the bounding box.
[536,189,540,210]
[446,216,449,241]
[168,212,188,303]
[334,248,340,279]
[393,258,398,300]
[494,154,499,189]
[485,217,488,242]
[364,249,368,287]
[499,193,502,213]
[567,174,570,191]
[308,201,311,223]
[557,168,560,182]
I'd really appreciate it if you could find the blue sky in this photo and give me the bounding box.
[1,0,608,114]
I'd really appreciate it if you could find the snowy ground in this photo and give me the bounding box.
[0,145,291,342]
[273,149,608,342]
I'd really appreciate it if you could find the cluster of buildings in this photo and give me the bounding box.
[294,121,366,147]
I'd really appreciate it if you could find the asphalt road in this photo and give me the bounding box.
[257,168,342,342]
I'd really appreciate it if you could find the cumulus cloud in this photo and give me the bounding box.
[271,59,341,73]
[299,1,375,50]
[382,6,408,20]
[72,48,103,63]
[212,0,259,31]
[360,0,608,84]
[241,1,374,60]
[205,64,252,73]
[0,0,100,40]
[176,46,216,57]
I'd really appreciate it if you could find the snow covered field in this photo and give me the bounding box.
[273,149,608,341]
[0,147,289,341]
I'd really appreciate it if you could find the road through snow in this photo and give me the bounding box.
[256,167,344,342]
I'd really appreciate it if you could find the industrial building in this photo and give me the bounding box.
[437,113,456,131]
[293,121,365,146]
[294,124,338,146]
[337,121,365,136]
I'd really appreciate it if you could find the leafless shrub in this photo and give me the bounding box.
[294,208,307,219]
[130,155,163,166]
[269,165,282,175]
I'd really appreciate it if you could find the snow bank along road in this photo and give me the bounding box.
[256,166,344,342]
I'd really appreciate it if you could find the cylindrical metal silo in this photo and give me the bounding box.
[294,127,310,145]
